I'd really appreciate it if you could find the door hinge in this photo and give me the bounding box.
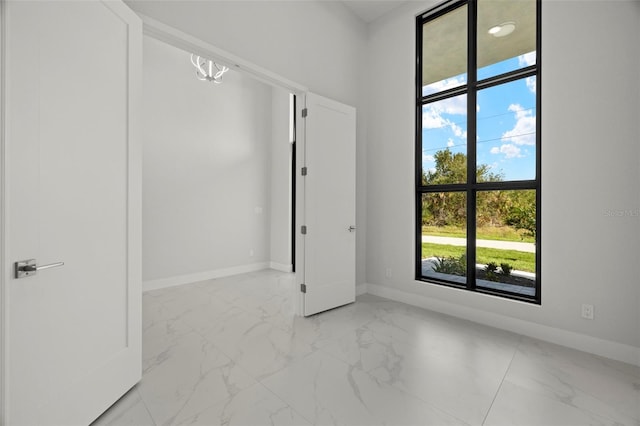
[301,167,308,176]
[302,108,308,118]
[301,225,307,235]
[300,283,307,293]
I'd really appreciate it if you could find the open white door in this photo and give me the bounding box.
[1,1,142,424]
[300,93,356,316]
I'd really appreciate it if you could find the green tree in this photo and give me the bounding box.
[423,149,467,185]
[477,190,511,227]
[423,149,503,185]
[422,191,466,227]
[505,190,536,240]
[422,149,504,227]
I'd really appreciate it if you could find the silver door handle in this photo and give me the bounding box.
[15,259,64,278]
[348,226,356,232]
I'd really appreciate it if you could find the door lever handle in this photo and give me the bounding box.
[15,259,64,278]
[348,226,356,232]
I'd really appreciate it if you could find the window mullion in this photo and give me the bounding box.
[535,0,542,304]
[420,84,469,105]
[415,14,424,282]
[466,0,477,290]
[476,66,537,91]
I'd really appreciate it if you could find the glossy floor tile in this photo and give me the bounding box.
[95,270,640,426]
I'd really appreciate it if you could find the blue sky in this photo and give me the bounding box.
[422,52,537,182]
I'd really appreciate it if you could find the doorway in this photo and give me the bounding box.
[141,35,295,290]
[291,94,297,273]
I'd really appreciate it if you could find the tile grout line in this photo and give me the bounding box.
[481,335,522,426]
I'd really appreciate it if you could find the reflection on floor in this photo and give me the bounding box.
[93,269,640,426]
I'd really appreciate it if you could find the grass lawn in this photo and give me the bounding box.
[422,242,535,273]
[422,225,534,243]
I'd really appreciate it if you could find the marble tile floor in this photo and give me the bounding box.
[93,269,640,426]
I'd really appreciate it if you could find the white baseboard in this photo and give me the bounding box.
[269,261,293,273]
[143,262,269,292]
[356,283,368,296]
[365,282,640,367]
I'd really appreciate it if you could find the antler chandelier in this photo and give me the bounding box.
[190,54,229,84]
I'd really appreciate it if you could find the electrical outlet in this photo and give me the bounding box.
[581,304,594,320]
[385,268,392,278]
[249,249,254,257]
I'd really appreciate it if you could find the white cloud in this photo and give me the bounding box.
[490,144,522,159]
[422,95,468,141]
[423,75,466,96]
[450,122,467,139]
[424,154,435,163]
[447,138,454,147]
[501,104,536,146]
[438,95,467,116]
[518,51,536,67]
[422,108,450,129]
[525,76,536,94]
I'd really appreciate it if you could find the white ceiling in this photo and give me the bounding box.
[341,1,410,23]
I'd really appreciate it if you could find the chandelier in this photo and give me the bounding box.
[190,54,229,84]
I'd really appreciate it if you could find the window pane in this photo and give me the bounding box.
[422,5,467,96]
[476,77,536,181]
[422,94,467,185]
[475,190,536,297]
[477,0,536,80]
[421,192,467,283]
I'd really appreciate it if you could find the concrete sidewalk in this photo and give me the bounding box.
[422,235,535,253]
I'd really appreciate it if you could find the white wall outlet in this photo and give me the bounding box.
[385,268,392,278]
[581,304,594,320]
[249,249,254,257]
[254,207,263,215]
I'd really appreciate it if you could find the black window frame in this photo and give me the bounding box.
[415,0,542,304]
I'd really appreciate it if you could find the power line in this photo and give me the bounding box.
[422,131,537,154]
[421,106,536,133]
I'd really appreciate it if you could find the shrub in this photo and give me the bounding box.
[500,263,513,276]
[484,262,499,281]
[433,255,466,276]
[485,262,498,273]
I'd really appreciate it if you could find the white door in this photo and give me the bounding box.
[301,93,356,316]
[1,1,142,424]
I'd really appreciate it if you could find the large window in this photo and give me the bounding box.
[416,0,541,303]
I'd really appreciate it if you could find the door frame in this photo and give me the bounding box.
[141,14,306,96]
[1,0,7,415]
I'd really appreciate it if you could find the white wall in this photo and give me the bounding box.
[142,36,279,286]
[132,0,640,363]
[126,0,369,287]
[127,1,365,106]
[270,88,293,270]
[365,0,640,363]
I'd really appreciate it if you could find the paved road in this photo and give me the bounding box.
[422,235,535,253]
